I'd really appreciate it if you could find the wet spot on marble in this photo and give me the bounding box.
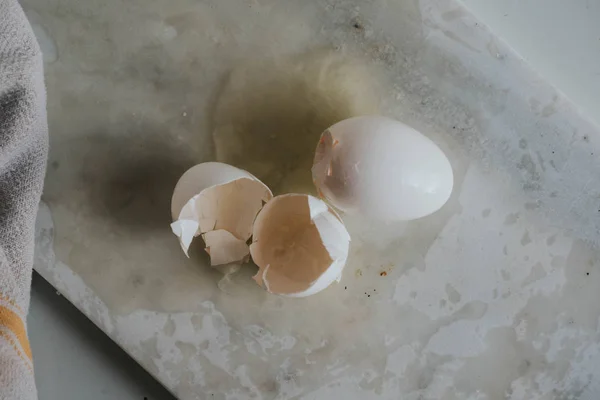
[504,212,520,225]
[517,154,539,181]
[547,235,557,246]
[164,318,176,336]
[212,51,380,193]
[525,201,541,211]
[445,284,461,304]
[541,104,556,117]
[175,341,197,358]
[521,231,532,246]
[519,138,527,149]
[529,98,541,112]
[535,152,546,172]
[441,8,467,21]
[501,270,510,281]
[522,262,547,286]
[486,39,504,59]
[481,208,491,218]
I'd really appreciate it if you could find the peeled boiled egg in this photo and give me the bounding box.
[312,116,453,221]
[250,194,350,297]
[171,162,272,265]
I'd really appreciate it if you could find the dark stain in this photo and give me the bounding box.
[282,372,296,383]
[82,127,198,234]
[260,379,278,393]
[129,274,146,288]
[51,160,60,170]
[518,359,531,375]
[352,19,364,30]
[518,138,527,149]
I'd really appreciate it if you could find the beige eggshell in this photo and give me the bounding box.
[250,194,350,297]
[171,162,272,265]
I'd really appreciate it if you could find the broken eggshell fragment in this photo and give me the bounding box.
[171,162,272,265]
[250,194,350,297]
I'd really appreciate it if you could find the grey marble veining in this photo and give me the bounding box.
[25,0,600,398]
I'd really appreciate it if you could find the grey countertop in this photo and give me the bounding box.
[29,273,176,400]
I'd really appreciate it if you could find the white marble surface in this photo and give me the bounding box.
[26,0,600,398]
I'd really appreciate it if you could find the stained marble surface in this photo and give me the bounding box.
[25,0,600,398]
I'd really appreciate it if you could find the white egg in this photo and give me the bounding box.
[312,116,454,221]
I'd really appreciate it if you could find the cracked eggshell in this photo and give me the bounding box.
[312,116,454,221]
[250,194,350,297]
[171,162,272,265]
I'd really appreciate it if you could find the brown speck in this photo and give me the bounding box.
[344,286,347,290]
[352,21,363,30]
[380,271,387,277]
[587,272,590,276]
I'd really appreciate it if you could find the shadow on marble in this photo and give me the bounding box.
[80,130,197,233]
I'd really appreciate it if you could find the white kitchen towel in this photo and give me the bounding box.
[0,0,48,398]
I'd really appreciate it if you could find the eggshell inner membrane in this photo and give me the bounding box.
[250,194,350,297]
[202,229,250,266]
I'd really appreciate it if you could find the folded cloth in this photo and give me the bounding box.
[0,0,48,398]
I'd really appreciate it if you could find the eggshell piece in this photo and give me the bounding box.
[312,116,454,221]
[171,162,272,263]
[202,229,250,266]
[250,194,350,297]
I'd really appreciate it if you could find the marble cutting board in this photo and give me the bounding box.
[26,0,600,398]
